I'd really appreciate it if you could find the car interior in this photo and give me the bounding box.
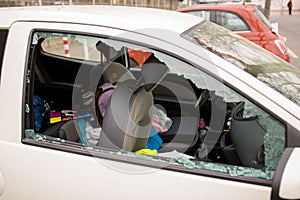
[24,33,271,172]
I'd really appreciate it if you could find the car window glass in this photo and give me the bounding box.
[39,33,107,62]
[24,31,286,182]
[185,10,211,21]
[215,11,250,32]
[0,30,8,80]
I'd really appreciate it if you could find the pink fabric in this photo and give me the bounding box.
[198,118,206,129]
[152,117,168,133]
[97,83,116,117]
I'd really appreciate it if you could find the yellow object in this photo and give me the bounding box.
[50,116,62,124]
[136,148,158,156]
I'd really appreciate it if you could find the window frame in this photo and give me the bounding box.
[0,29,8,82]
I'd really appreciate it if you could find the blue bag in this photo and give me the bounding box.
[146,127,163,150]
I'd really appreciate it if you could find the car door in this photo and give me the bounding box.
[0,21,299,200]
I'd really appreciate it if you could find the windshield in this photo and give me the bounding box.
[183,21,300,106]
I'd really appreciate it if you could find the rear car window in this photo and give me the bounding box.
[214,11,250,32]
[185,10,211,21]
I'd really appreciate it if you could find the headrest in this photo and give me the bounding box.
[90,62,134,90]
[141,62,169,92]
[102,62,134,83]
[95,41,118,60]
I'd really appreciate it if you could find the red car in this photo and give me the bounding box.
[177,4,290,62]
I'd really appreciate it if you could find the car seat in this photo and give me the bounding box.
[97,63,169,152]
[57,62,134,143]
[90,62,135,126]
[230,102,266,169]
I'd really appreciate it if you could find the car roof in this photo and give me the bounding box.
[177,4,256,13]
[0,5,202,34]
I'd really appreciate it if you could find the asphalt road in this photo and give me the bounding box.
[270,11,300,68]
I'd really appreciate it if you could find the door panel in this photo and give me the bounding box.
[0,140,272,200]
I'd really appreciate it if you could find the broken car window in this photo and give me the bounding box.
[24,31,286,182]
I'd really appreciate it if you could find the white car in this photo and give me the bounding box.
[0,5,299,200]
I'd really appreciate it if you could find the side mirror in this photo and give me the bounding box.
[272,148,300,200]
[271,22,279,35]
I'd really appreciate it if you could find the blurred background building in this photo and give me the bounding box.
[0,0,179,9]
[0,0,298,13]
